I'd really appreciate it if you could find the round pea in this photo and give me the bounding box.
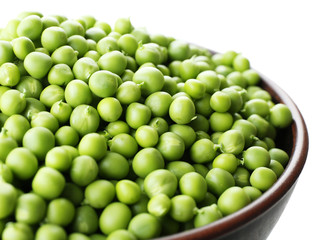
[148,117,169,136]
[190,138,217,164]
[55,126,79,146]
[250,167,278,191]
[31,111,59,133]
[217,186,250,216]
[70,104,100,136]
[51,45,78,67]
[0,40,14,65]
[145,91,172,117]
[180,172,207,202]
[24,52,53,79]
[6,147,38,180]
[243,146,271,170]
[218,129,245,155]
[2,222,34,240]
[170,195,196,222]
[99,202,132,235]
[98,50,127,76]
[17,15,43,40]
[128,213,161,239]
[0,89,26,116]
[169,96,195,124]
[269,103,293,128]
[0,63,20,87]
[109,133,138,158]
[105,120,130,138]
[0,182,18,219]
[15,192,46,224]
[194,204,222,228]
[132,66,164,96]
[157,132,185,161]
[89,70,118,98]
[132,147,164,178]
[3,114,30,143]
[209,112,234,132]
[107,230,137,240]
[85,180,115,209]
[41,26,67,52]
[184,79,206,99]
[135,125,159,147]
[116,179,141,205]
[60,19,85,37]
[32,166,65,200]
[16,76,43,98]
[144,169,178,198]
[213,153,239,174]
[70,155,98,187]
[206,168,235,196]
[147,193,171,217]
[125,102,151,129]
[116,81,141,105]
[97,97,123,122]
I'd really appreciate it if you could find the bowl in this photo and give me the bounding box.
[155,53,309,240]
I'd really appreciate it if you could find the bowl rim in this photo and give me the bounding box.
[155,54,309,239]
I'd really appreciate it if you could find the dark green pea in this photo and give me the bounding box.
[60,182,83,206]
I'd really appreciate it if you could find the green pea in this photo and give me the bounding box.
[196,70,221,94]
[269,148,290,167]
[6,147,38,180]
[231,119,257,147]
[3,114,30,143]
[145,91,172,117]
[243,146,271,170]
[242,69,260,86]
[41,15,59,29]
[118,33,138,56]
[132,66,165,96]
[60,182,83,206]
[70,205,98,235]
[68,35,89,57]
[15,192,46,224]
[41,26,67,52]
[180,172,207,202]
[179,58,200,81]
[70,104,100,136]
[105,120,130,138]
[99,151,129,180]
[168,40,190,61]
[247,114,270,139]
[250,167,278,191]
[169,124,196,149]
[0,128,17,162]
[16,76,43,98]
[11,36,35,60]
[85,180,115,209]
[209,112,234,132]
[89,70,118,98]
[135,125,159,148]
[109,133,138,158]
[194,204,222,228]
[128,213,161,239]
[48,64,74,86]
[190,138,217,164]
[32,166,65,200]
[114,17,133,34]
[132,147,165,178]
[107,230,137,240]
[125,102,151,129]
[269,159,285,178]
[0,89,26,116]
[184,79,206,99]
[0,182,18,219]
[115,81,141,106]
[98,50,127,76]
[44,146,71,172]
[70,155,98,187]
[213,153,239,174]
[170,195,196,222]
[269,103,293,128]
[30,111,58,133]
[97,97,123,122]
[24,51,53,79]
[242,98,270,118]
[144,169,178,198]
[78,133,107,161]
[226,71,247,88]
[51,45,78,67]
[148,117,169,136]
[99,202,132,235]
[96,36,119,55]
[116,179,141,205]
[215,50,238,66]
[217,186,250,216]
[17,15,43,40]
[218,129,245,155]
[55,126,79,146]
[157,132,185,161]
[0,40,15,65]
[206,168,235,196]
[242,186,262,202]
[147,193,171,217]
[72,57,99,82]
[0,162,13,183]
[50,100,72,124]
[2,222,34,240]
[60,19,85,37]
[169,96,195,124]
[233,54,250,72]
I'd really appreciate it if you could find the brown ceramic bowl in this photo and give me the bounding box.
[155,52,309,240]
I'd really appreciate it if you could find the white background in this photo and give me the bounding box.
[1,0,328,239]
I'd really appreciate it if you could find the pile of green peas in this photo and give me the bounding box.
[0,11,293,240]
